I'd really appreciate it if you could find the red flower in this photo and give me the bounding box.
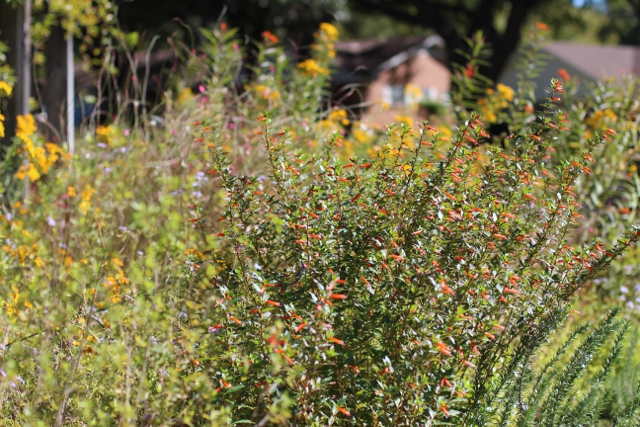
[535,22,549,31]
[465,64,475,78]
[558,68,571,80]
[262,30,279,44]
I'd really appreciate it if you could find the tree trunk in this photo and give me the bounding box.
[0,0,31,146]
[42,24,67,141]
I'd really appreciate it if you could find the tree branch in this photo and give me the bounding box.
[350,0,548,82]
[483,0,547,81]
[351,0,463,42]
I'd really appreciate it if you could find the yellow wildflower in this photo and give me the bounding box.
[352,123,374,145]
[6,286,20,318]
[319,23,339,41]
[79,201,90,215]
[15,165,27,180]
[298,59,330,76]
[184,249,204,259]
[34,146,49,172]
[496,84,514,102]
[46,142,63,164]
[585,108,618,130]
[6,304,17,318]
[394,115,414,129]
[79,184,95,215]
[23,138,36,158]
[177,87,194,106]
[10,286,19,303]
[96,125,114,144]
[117,269,130,285]
[254,84,281,104]
[329,109,350,126]
[0,81,12,95]
[81,184,95,202]
[16,114,36,139]
[27,163,41,181]
[67,186,77,198]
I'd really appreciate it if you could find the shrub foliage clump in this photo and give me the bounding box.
[191,81,639,425]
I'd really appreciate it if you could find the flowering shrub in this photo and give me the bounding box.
[184,75,639,424]
[12,114,69,182]
[0,21,639,426]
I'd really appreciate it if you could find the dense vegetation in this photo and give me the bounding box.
[1,21,640,426]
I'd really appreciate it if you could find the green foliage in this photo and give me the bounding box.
[466,308,640,426]
[188,70,639,423]
[30,0,120,55]
[0,22,640,426]
[450,30,494,115]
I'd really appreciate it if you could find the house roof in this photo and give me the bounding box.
[333,35,445,83]
[543,41,640,80]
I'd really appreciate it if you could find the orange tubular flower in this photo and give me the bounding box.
[261,30,279,44]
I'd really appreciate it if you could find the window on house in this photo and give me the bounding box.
[381,85,406,106]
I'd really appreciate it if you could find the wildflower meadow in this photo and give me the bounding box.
[2,19,640,427]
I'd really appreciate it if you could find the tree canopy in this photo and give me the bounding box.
[348,0,553,82]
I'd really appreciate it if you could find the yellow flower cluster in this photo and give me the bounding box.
[478,84,515,123]
[4,285,33,319]
[496,83,514,101]
[176,87,195,107]
[303,22,339,78]
[5,286,20,318]
[96,124,116,144]
[104,258,130,304]
[79,184,95,215]
[312,22,339,59]
[315,109,351,141]
[254,84,281,105]
[2,244,30,265]
[368,143,404,160]
[0,80,11,138]
[329,109,350,126]
[585,108,618,130]
[14,114,68,182]
[298,59,330,77]
[351,122,375,145]
[583,108,618,139]
[0,80,11,95]
[184,248,205,260]
[319,23,339,42]
[394,115,414,129]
